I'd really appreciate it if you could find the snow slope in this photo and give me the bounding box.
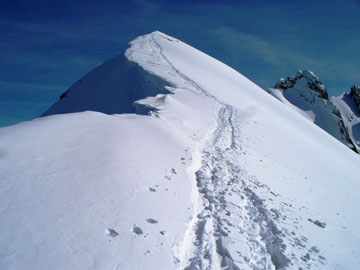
[1,31,360,270]
[267,87,316,122]
[42,54,171,116]
[332,87,360,153]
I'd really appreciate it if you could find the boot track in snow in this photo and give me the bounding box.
[151,33,290,270]
[179,105,289,270]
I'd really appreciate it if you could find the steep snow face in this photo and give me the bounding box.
[270,70,356,152]
[267,88,316,122]
[1,31,360,270]
[42,55,171,116]
[332,86,360,152]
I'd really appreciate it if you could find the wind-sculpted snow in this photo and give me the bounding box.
[1,31,360,270]
[42,55,171,116]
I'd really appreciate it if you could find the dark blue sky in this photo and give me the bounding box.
[1,0,359,127]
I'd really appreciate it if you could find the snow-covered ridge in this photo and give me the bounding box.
[41,54,172,116]
[1,31,360,270]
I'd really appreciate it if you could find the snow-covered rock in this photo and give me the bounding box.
[269,70,357,152]
[1,31,360,270]
[348,84,360,109]
[274,70,328,100]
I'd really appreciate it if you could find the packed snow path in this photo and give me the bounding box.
[179,104,289,270]
[158,45,290,268]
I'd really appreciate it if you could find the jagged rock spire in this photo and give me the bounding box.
[348,84,360,109]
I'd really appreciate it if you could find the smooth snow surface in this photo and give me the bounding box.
[267,88,316,122]
[41,55,171,116]
[1,31,360,270]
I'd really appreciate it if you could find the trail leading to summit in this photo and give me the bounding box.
[1,32,359,270]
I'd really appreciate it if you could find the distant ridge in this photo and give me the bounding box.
[269,70,359,153]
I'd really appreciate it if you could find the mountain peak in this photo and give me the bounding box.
[274,69,328,100]
[270,70,358,152]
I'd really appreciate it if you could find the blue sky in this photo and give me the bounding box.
[1,0,359,127]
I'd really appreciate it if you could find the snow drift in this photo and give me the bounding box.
[1,31,360,270]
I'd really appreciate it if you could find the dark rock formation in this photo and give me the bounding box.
[347,84,360,109]
[274,70,328,100]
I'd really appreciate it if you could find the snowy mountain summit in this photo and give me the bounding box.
[1,31,360,270]
[274,70,328,100]
[270,70,359,153]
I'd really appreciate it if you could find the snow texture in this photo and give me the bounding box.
[1,31,360,270]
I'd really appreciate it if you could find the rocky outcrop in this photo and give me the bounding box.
[347,84,360,110]
[274,70,328,100]
[272,70,358,153]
